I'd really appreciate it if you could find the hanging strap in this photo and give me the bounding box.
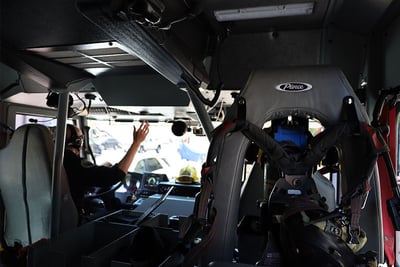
[348,195,362,244]
[341,123,387,244]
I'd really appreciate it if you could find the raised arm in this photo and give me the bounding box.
[117,121,149,173]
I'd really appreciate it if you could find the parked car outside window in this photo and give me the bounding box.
[132,156,175,181]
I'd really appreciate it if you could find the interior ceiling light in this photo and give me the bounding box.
[214,2,314,22]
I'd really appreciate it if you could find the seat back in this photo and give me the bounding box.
[198,66,383,264]
[0,124,78,247]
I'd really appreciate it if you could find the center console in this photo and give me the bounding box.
[28,172,199,267]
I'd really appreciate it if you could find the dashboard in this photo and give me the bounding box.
[138,172,169,196]
[122,171,200,198]
[111,172,200,224]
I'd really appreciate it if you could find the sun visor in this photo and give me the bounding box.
[93,72,190,106]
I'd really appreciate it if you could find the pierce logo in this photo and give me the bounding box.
[275,82,312,92]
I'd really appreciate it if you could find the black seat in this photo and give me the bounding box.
[194,66,383,264]
[0,124,78,248]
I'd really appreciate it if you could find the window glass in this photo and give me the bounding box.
[87,120,209,182]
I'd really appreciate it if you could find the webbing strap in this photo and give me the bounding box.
[242,120,350,174]
[347,180,370,244]
[197,177,213,221]
[348,195,362,244]
[341,123,386,245]
[176,97,382,264]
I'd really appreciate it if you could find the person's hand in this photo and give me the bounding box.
[117,121,150,174]
[133,121,149,144]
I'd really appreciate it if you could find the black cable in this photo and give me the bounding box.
[87,99,92,115]
[74,93,88,114]
[181,73,221,107]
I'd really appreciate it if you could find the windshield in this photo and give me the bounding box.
[87,120,208,182]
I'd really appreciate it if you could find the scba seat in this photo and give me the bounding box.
[0,124,78,257]
[173,66,384,267]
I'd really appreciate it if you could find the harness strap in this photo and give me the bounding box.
[197,177,213,221]
[342,123,385,244]
[173,95,384,265]
[348,195,362,244]
[348,181,371,246]
[242,120,350,174]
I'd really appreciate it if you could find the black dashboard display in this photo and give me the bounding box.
[140,173,168,195]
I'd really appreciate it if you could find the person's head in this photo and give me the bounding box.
[65,124,84,150]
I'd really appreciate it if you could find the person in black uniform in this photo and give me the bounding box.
[63,121,149,216]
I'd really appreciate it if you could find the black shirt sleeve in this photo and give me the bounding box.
[63,150,125,188]
[63,150,126,212]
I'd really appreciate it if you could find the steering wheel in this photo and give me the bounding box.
[84,170,139,199]
[84,181,124,199]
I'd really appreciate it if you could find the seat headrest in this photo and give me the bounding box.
[230,65,369,127]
